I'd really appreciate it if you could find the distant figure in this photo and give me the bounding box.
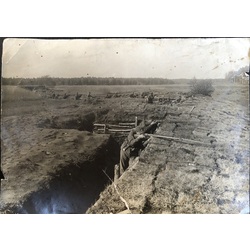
[87,92,93,98]
[64,93,70,99]
[180,95,186,103]
[130,92,138,98]
[75,92,82,100]
[176,96,182,103]
[106,93,112,98]
[146,92,154,103]
[118,121,159,178]
[113,92,121,98]
[141,91,150,98]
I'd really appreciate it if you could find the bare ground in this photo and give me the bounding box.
[1,83,249,213]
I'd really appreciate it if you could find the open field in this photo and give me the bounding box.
[1,81,249,213]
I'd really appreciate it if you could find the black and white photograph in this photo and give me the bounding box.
[1,38,249,214]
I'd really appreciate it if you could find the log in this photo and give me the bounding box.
[97,128,131,133]
[107,124,133,129]
[94,123,106,127]
[97,128,105,131]
[144,133,212,146]
[119,122,135,126]
[108,129,131,133]
[94,123,133,129]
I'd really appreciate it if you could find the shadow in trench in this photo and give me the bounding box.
[13,136,120,214]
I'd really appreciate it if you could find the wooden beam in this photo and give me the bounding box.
[108,124,133,129]
[108,129,131,133]
[94,123,105,127]
[145,133,212,146]
[97,128,131,133]
[94,123,133,128]
[119,122,135,126]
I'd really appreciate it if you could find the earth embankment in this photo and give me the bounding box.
[87,95,249,214]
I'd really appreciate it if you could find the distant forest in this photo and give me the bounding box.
[1,77,176,86]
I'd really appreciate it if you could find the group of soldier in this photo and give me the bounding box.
[51,92,93,100]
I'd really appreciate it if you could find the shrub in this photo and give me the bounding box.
[189,78,215,96]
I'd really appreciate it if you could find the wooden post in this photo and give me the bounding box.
[135,116,138,127]
[104,124,107,134]
[114,164,120,182]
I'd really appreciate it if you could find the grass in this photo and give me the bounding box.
[54,84,191,95]
[2,86,42,102]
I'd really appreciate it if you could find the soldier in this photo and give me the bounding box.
[146,92,154,103]
[75,92,82,100]
[64,93,70,99]
[118,120,159,177]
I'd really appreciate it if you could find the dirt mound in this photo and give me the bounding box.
[37,112,96,132]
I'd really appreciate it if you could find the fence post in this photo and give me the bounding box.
[135,116,138,127]
[114,164,120,182]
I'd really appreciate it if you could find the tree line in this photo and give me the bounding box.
[1,77,175,86]
[225,65,249,80]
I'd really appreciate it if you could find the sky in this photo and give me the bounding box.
[2,38,249,79]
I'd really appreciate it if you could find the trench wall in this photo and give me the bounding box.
[87,95,249,214]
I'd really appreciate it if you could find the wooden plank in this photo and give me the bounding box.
[97,128,131,133]
[108,124,133,129]
[94,123,133,128]
[119,122,135,126]
[94,123,105,127]
[108,129,131,132]
[97,129,105,131]
[145,133,212,146]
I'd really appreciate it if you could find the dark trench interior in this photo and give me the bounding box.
[2,110,151,214]
[19,144,119,214]
[10,115,126,214]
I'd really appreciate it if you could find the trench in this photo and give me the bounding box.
[1,111,124,214]
[2,108,141,214]
[10,136,120,214]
